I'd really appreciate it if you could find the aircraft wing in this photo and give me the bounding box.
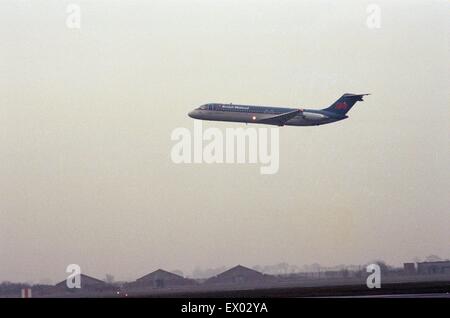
[259,109,301,126]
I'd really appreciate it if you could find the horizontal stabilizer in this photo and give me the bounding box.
[343,93,370,101]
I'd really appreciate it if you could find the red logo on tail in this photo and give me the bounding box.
[335,102,348,110]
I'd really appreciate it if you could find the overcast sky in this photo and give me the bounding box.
[1,0,449,283]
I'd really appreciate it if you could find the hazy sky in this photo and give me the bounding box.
[1,0,449,283]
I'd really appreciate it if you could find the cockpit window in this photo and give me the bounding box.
[199,104,208,110]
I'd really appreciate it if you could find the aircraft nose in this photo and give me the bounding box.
[188,110,198,119]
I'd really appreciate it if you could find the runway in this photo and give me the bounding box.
[324,292,450,298]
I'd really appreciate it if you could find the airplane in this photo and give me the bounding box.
[188,93,369,127]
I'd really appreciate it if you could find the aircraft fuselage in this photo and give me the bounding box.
[188,103,347,126]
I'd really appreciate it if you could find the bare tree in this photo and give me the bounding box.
[105,274,115,284]
[425,255,442,262]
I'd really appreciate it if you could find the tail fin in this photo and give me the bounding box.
[323,93,369,116]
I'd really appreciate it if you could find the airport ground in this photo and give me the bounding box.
[140,281,450,298]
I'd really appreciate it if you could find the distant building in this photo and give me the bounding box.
[205,265,274,285]
[53,274,114,294]
[131,269,197,289]
[403,263,416,274]
[417,261,450,275]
